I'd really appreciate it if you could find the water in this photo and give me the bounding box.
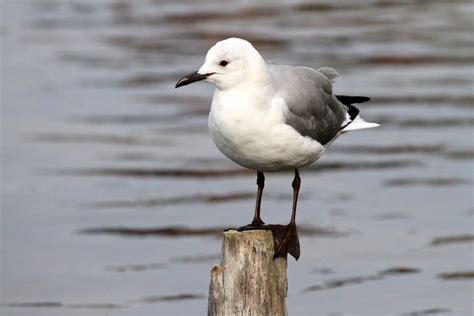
[1,1,473,315]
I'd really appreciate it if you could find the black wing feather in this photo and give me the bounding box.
[336,95,371,104]
[336,95,371,130]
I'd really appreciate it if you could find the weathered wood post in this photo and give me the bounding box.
[208,230,288,316]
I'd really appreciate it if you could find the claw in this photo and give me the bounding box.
[268,224,300,260]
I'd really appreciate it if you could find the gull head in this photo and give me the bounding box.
[175,38,266,90]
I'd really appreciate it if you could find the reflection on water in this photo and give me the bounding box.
[1,0,473,315]
[303,266,421,293]
[78,224,341,239]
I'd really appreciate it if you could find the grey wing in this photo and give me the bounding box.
[269,65,347,145]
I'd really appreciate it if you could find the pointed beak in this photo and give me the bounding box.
[175,71,214,88]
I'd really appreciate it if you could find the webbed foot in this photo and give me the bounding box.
[237,219,267,231]
[268,223,300,260]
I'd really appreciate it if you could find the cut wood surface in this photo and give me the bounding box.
[208,230,288,316]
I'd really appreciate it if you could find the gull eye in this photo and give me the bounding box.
[219,60,229,67]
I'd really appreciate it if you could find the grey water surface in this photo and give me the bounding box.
[1,1,473,315]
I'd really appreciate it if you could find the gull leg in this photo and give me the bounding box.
[271,169,301,260]
[238,171,266,231]
[251,171,265,226]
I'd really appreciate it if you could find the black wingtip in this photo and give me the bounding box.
[339,103,360,131]
[336,95,371,104]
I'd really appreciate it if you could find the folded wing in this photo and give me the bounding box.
[269,64,347,145]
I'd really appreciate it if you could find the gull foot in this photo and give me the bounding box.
[237,220,267,232]
[223,220,267,232]
[268,224,300,260]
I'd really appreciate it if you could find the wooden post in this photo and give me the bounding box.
[208,230,288,316]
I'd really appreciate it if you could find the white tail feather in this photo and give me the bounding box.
[341,115,380,132]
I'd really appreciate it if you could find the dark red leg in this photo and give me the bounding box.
[238,171,266,230]
[251,171,265,226]
[272,169,301,260]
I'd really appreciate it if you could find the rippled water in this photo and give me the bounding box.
[1,1,473,315]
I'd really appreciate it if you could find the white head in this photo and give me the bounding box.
[175,38,266,90]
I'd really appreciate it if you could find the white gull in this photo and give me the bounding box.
[176,38,379,260]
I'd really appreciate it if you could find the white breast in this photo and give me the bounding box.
[208,90,325,172]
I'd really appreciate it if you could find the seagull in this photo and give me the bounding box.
[175,38,378,260]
